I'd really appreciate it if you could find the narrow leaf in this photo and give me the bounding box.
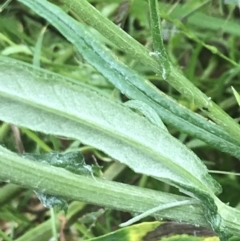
[231,86,240,106]
[0,57,221,199]
[17,0,240,162]
[21,152,90,176]
[61,0,240,146]
[124,100,168,131]
[148,0,171,80]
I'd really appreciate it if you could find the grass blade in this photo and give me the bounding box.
[148,0,170,80]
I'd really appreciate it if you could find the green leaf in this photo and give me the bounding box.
[224,0,239,6]
[33,26,47,67]
[17,0,240,162]
[148,0,171,80]
[0,58,226,239]
[124,100,168,131]
[34,192,68,212]
[0,57,221,199]
[56,0,240,144]
[159,10,239,68]
[21,152,91,176]
[231,87,240,106]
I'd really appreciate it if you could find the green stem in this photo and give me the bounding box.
[61,0,240,143]
[0,229,14,241]
[0,0,12,12]
[50,208,59,241]
[1,151,240,237]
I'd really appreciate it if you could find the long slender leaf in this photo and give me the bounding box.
[61,0,240,143]
[16,0,240,161]
[148,0,170,80]
[0,57,220,199]
[0,57,228,238]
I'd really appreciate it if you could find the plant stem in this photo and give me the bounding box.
[50,208,59,241]
[1,151,240,237]
[0,229,14,241]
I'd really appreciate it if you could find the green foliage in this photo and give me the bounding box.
[0,56,222,201]
[148,0,171,80]
[0,0,240,240]
[232,87,240,106]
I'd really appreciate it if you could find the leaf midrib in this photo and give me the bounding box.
[0,85,210,194]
